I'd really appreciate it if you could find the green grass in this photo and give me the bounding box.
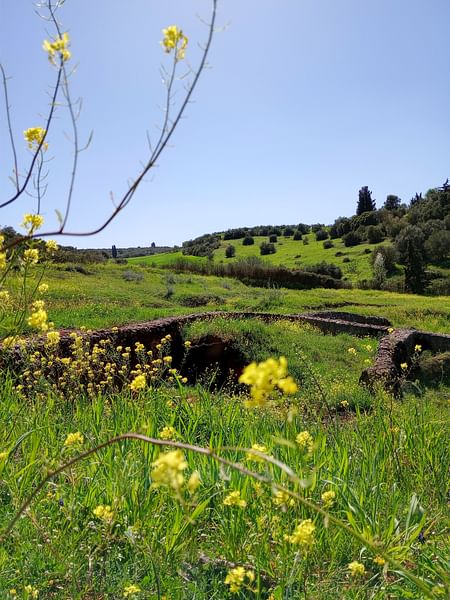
[1,268,450,598]
[3,262,449,333]
[0,319,448,598]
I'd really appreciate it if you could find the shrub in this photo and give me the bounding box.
[367,225,384,244]
[260,242,276,255]
[293,231,302,241]
[323,240,333,249]
[122,269,144,282]
[315,229,329,241]
[283,227,295,237]
[304,261,342,279]
[343,231,361,247]
[303,236,309,245]
[395,225,427,293]
[370,245,398,274]
[242,236,254,246]
[269,234,278,243]
[225,244,236,258]
[425,230,450,263]
[296,223,310,234]
[342,257,351,263]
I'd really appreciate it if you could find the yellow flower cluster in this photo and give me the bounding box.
[284,519,315,547]
[42,32,71,64]
[348,561,365,576]
[130,374,146,392]
[161,25,188,60]
[224,566,255,594]
[93,504,114,523]
[24,585,39,598]
[239,356,298,408]
[64,431,84,447]
[296,430,314,454]
[246,443,270,463]
[45,239,59,252]
[158,425,177,440]
[23,128,48,151]
[223,490,247,508]
[23,248,39,265]
[321,489,336,507]
[273,489,295,509]
[151,449,187,492]
[27,300,48,331]
[123,584,141,598]
[21,213,44,232]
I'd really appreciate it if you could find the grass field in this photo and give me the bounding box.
[0,316,449,598]
[1,261,450,598]
[3,261,449,333]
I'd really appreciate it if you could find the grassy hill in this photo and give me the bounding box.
[129,234,386,284]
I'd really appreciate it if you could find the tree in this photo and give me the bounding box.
[111,244,118,258]
[260,242,276,255]
[356,186,376,215]
[425,230,450,263]
[225,244,236,258]
[384,195,401,211]
[395,226,426,293]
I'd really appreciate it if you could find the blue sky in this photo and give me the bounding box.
[1,0,449,248]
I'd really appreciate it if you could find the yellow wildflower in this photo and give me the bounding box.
[184,340,191,348]
[246,443,270,463]
[24,128,47,151]
[130,374,146,392]
[284,519,315,547]
[400,362,408,371]
[296,430,314,453]
[414,344,422,352]
[239,356,297,408]
[123,584,141,597]
[93,504,114,523]
[187,470,201,494]
[373,555,386,566]
[163,355,172,363]
[161,25,188,60]
[348,561,365,576]
[0,252,6,270]
[9,590,17,597]
[387,327,394,334]
[45,239,58,252]
[24,585,39,598]
[2,336,18,349]
[38,283,49,294]
[64,432,84,447]
[321,490,336,507]
[23,248,39,265]
[27,300,48,331]
[42,32,71,64]
[347,347,357,355]
[0,451,8,461]
[22,213,44,232]
[158,425,177,440]
[0,290,10,302]
[273,489,295,508]
[340,400,349,408]
[151,450,187,491]
[223,490,247,508]
[46,330,60,346]
[224,567,254,594]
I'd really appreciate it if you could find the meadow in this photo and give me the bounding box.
[1,262,449,599]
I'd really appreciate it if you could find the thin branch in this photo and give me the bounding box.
[0,64,19,192]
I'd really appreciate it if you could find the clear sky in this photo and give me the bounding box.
[1,0,449,248]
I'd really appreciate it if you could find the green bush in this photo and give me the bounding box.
[242,236,255,246]
[343,231,362,247]
[225,244,236,258]
[260,241,277,255]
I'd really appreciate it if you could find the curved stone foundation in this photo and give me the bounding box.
[2,310,450,394]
